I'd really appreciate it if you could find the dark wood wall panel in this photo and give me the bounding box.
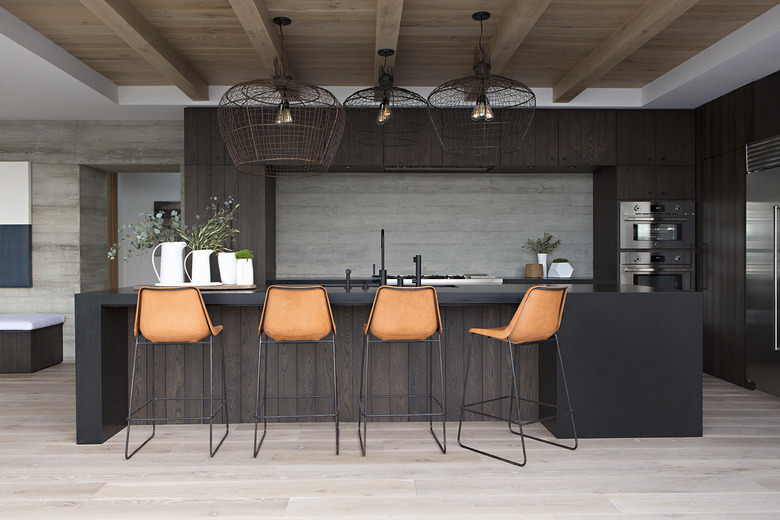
[184,108,276,281]
[695,70,780,386]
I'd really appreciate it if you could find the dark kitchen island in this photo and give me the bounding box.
[75,284,702,444]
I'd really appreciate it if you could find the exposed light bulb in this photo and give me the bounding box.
[484,101,494,121]
[471,94,493,121]
[275,99,292,124]
[376,97,392,125]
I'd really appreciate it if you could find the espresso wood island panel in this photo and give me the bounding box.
[75,285,702,444]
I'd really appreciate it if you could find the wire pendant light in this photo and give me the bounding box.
[343,49,429,147]
[218,17,345,177]
[428,12,536,157]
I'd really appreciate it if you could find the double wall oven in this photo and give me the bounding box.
[619,201,695,291]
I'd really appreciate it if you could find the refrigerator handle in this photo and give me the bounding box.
[775,206,779,351]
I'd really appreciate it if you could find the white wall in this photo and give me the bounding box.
[117,172,181,287]
[276,172,593,279]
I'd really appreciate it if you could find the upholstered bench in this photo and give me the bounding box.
[0,314,64,373]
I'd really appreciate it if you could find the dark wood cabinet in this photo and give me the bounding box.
[694,70,780,387]
[617,110,695,166]
[616,166,695,200]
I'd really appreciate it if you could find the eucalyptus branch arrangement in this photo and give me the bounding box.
[108,210,182,261]
[177,196,240,251]
[522,232,561,254]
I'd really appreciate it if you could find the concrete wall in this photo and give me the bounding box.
[0,121,184,361]
[276,172,593,279]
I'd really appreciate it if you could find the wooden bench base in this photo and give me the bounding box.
[0,324,63,373]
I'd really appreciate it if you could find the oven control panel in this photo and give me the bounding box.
[620,200,695,216]
[620,251,692,265]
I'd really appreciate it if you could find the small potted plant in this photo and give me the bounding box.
[521,232,561,278]
[235,249,255,286]
[548,258,574,279]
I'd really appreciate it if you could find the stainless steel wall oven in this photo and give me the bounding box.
[619,201,695,291]
[620,201,695,250]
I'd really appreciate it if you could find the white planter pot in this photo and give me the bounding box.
[185,249,213,285]
[151,241,186,284]
[548,262,574,278]
[236,258,254,285]
[217,252,237,285]
[537,253,548,278]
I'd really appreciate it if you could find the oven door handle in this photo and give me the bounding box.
[622,267,692,273]
[623,216,693,222]
[774,206,778,351]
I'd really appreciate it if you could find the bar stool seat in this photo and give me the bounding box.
[359,285,446,455]
[254,285,339,456]
[126,286,228,459]
[458,285,577,466]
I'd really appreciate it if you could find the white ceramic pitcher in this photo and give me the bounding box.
[151,241,186,284]
[185,249,213,285]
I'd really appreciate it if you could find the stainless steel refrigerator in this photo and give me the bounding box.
[746,135,780,397]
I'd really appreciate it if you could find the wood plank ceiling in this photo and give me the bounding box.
[1,0,778,102]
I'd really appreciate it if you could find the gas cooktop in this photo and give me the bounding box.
[386,275,503,286]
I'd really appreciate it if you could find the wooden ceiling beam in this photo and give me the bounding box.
[78,0,208,101]
[374,0,404,85]
[227,0,289,78]
[489,0,552,74]
[553,0,699,103]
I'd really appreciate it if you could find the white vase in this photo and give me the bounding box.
[548,262,574,278]
[151,241,186,284]
[185,249,213,285]
[217,252,237,285]
[537,253,548,279]
[236,258,254,285]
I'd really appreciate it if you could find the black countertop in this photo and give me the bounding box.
[82,282,674,307]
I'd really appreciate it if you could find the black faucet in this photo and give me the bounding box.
[345,268,351,293]
[379,229,387,286]
[413,255,422,286]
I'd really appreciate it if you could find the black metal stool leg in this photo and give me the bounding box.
[126,338,154,460]
[331,334,340,455]
[429,334,446,453]
[253,336,267,457]
[357,333,369,456]
[209,336,229,457]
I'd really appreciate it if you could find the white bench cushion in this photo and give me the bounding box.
[0,314,65,331]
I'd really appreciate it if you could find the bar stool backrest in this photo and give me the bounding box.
[505,285,567,344]
[259,285,336,341]
[365,286,443,341]
[134,286,222,342]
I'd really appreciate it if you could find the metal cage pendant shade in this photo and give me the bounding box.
[428,12,535,157]
[217,17,345,177]
[343,49,429,147]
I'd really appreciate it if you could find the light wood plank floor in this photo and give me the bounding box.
[1,364,780,519]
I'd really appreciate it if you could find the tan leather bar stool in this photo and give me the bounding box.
[458,285,577,466]
[126,286,229,459]
[254,285,339,456]
[359,285,446,455]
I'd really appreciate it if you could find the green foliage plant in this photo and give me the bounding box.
[235,249,254,260]
[177,196,240,252]
[108,209,182,261]
[521,232,561,254]
[552,258,569,263]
